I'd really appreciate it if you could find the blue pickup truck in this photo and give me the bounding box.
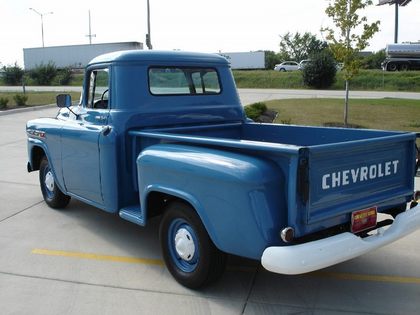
[26,50,420,288]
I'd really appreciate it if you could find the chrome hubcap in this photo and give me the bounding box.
[44,171,55,192]
[174,228,195,261]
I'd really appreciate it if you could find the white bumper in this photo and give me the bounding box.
[261,204,420,275]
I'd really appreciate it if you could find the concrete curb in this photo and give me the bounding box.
[0,104,55,116]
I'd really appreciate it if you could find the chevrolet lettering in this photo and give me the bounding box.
[25,50,420,288]
[322,160,400,190]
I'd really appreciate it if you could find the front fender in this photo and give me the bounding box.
[26,118,66,194]
[27,138,47,171]
[137,144,286,260]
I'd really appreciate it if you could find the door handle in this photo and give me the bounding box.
[102,126,112,136]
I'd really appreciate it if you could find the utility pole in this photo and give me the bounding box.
[394,3,398,43]
[29,8,53,47]
[146,0,153,49]
[86,10,96,44]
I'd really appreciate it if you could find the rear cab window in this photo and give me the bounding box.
[149,67,221,95]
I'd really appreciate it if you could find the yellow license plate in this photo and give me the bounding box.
[351,207,377,233]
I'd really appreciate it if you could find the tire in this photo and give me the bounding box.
[159,201,226,289]
[400,64,409,71]
[279,68,286,72]
[39,156,70,209]
[387,63,397,72]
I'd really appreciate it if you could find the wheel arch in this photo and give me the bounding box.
[29,145,46,172]
[28,141,67,194]
[142,185,220,249]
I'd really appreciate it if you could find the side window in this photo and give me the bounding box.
[87,68,109,109]
[149,67,221,95]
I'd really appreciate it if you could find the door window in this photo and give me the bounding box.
[87,68,109,109]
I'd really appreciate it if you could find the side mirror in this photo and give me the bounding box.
[56,94,72,108]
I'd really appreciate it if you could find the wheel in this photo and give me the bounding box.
[159,201,226,289]
[39,156,70,209]
[387,63,397,72]
[400,64,409,71]
[279,68,286,72]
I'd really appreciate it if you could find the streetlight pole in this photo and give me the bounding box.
[146,0,153,49]
[394,2,399,43]
[29,8,53,48]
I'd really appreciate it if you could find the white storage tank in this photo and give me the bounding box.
[386,44,420,58]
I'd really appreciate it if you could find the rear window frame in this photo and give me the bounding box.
[148,66,222,96]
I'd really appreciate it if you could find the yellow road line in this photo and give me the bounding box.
[311,271,420,285]
[31,248,164,266]
[32,248,420,285]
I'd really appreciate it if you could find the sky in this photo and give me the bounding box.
[1,0,419,67]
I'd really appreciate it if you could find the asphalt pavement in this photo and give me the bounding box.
[0,96,420,315]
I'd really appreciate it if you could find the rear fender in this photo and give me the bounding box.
[137,144,286,260]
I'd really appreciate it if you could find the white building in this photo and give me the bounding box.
[23,42,143,70]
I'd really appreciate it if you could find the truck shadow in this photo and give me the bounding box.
[39,199,420,314]
[56,199,259,296]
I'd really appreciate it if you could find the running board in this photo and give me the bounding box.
[119,206,145,226]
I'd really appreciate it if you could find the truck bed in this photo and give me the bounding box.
[132,122,413,147]
[130,122,417,238]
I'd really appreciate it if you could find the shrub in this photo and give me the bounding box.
[280,118,292,125]
[13,94,28,106]
[360,49,386,70]
[244,102,267,120]
[265,51,282,70]
[2,63,24,85]
[302,50,337,89]
[0,97,9,109]
[29,62,58,85]
[58,67,73,85]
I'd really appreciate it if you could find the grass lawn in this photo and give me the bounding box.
[0,92,80,110]
[261,98,420,134]
[3,69,420,91]
[233,69,420,92]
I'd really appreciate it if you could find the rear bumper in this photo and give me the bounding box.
[261,204,420,275]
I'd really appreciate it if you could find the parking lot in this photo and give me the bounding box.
[1,105,419,315]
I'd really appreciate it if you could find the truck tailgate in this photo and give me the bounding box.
[305,133,416,227]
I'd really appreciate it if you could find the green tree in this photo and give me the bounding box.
[322,0,380,126]
[264,51,282,69]
[279,32,327,62]
[360,49,386,69]
[2,63,24,86]
[29,62,58,86]
[302,50,337,89]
